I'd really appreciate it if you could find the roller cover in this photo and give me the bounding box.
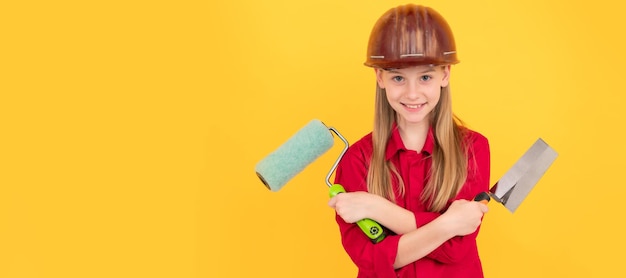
[255,119,334,191]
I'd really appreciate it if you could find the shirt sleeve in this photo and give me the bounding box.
[333,145,400,278]
[420,132,491,264]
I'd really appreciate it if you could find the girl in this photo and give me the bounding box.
[328,4,490,278]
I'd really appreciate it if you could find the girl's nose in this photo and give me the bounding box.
[406,80,421,99]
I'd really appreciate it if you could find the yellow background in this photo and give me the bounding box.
[1,0,625,277]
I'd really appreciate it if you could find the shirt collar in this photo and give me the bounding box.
[385,124,435,160]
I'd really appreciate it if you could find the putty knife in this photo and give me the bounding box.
[474,138,558,213]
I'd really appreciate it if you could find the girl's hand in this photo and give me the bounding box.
[440,200,488,236]
[328,192,383,224]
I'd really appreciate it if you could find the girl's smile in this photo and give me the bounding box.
[402,103,426,110]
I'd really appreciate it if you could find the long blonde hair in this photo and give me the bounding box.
[366,82,468,212]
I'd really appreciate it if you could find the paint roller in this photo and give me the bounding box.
[255,119,386,243]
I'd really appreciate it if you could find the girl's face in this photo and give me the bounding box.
[375,65,450,128]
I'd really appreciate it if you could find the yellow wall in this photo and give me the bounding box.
[1,0,625,277]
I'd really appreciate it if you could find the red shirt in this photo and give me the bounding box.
[333,126,490,278]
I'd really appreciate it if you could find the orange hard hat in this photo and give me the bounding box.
[364,4,459,69]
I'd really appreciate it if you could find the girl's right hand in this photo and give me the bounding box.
[328,191,383,224]
[441,200,489,236]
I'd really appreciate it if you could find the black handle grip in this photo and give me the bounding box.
[474,192,491,204]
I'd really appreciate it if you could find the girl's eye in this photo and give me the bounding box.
[420,75,432,81]
[392,76,404,82]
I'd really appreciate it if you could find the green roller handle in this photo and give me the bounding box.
[329,184,386,243]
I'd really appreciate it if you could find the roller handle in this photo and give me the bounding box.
[473,191,491,205]
[329,184,386,244]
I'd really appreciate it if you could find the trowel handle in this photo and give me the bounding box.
[474,192,491,205]
[329,184,386,244]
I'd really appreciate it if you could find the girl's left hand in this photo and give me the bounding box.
[328,192,382,224]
